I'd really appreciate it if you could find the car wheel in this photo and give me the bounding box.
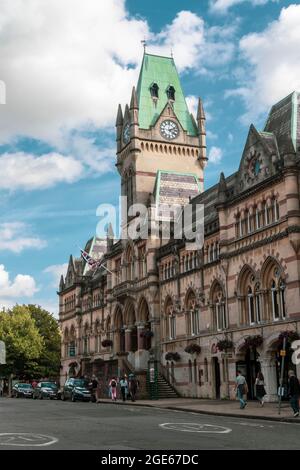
[71,393,76,402]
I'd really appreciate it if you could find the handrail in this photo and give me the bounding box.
[158,362,180,396]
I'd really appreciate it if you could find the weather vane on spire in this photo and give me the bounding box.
[141,38,147,53]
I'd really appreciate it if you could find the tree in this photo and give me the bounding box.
[26,304,61,378]
[0,305,44,380]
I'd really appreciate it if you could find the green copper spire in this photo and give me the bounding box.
[136,53,198,137]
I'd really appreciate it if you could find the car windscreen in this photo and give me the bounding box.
[18,384,32,389]
[40,382,57,388]
[72,380,86,387]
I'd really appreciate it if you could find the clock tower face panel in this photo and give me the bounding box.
[160,120,179,140]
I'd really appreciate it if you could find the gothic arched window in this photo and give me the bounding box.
[166,85,175,101]
[150,83,159,98]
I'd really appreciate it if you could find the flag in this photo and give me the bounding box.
[80,248,101,271]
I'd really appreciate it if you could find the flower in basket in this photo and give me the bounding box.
[140,329,154,338]
[243,335,263,349]
[165,352,181,361]
[101,339,113,348]
[216,339,234,352]
[184,344,201,355]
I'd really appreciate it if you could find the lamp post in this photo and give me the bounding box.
[148,351,158,400]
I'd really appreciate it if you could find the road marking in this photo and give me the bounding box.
[160,423,232,434]
[0,433,58,447]
[230,422,273,429]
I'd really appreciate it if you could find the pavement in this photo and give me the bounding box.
[98,397,300,423]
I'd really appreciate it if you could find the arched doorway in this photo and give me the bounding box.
[138,298,152,350]
[125,300,137,353]
[236,348,261,400]
[114,307,125,352]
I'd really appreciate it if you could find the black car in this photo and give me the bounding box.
[12,383,34,398]
[61,378,92,402]
[33,381,59,400]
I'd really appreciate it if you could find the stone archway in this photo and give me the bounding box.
[114,306,125,353]
[124,299,137,353]
[137,297,152,351]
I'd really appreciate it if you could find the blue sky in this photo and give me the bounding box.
[0,0,299,314]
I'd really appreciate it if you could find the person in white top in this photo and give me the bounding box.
[234,370,248,409]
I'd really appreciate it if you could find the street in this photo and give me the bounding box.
[0,397,299,450]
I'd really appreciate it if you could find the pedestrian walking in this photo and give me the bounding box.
[109,377,118,401]
[255,371,266,406]
[90,375,98,403]
[234,370,248,409]
[119,376,128,402]
[287,370,300,417]
[128,374,139,402]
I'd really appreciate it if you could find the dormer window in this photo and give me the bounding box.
[150,83,159,99]
[166,85,175,101]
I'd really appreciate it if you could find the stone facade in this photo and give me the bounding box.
[59,53,300,400]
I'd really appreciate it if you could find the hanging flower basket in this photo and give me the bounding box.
[68,361,78,368]
[278,331,300,346]
[102,339,113,348]
[243,335,263,349]
[165,352,181,362]
[184,344,201,355]
[140,330,154,338]
[216,339,234,352]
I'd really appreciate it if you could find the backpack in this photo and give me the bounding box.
[111,380,116,387]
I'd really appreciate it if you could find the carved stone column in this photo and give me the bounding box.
[137,323,146,350]
[259,355,278,402]
[125,328,132,352]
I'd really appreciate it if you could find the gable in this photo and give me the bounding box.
[237,125,279,192]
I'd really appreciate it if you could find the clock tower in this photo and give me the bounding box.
[116,52,207,210]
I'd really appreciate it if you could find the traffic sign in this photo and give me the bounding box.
[280,350,286,357]
[0,341,6,364]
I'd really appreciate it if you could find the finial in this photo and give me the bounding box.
[141,38,147,53]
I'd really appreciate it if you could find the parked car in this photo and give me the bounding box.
[12,383,34,398]
[61,378,92,402]
[33,381,59,400]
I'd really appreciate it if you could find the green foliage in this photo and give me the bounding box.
[0,304,61,379]
[0,305,44,376]
[26,305,61,378]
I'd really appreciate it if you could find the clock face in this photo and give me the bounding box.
[160,120,179,140]
[123,123,130,144]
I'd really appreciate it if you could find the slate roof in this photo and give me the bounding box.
[264,91,300,153]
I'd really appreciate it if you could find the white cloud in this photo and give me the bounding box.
[207,130,218,140]
[186,95,198,118]
[0,2,235,147]
[0,152,83,190]
[228,5,300,123]
[44,263,68,288]
[208,146,223,164]
[0,264,38,299]
[0,222,47,253]
[210,0,276,14]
